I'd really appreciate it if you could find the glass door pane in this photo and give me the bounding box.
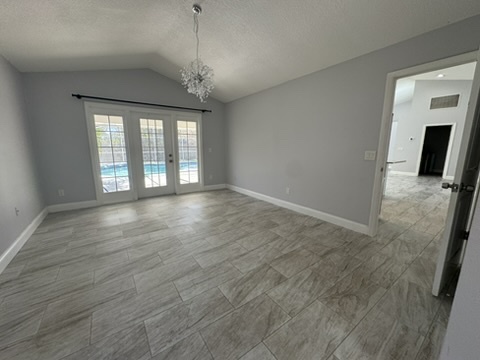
[94,114,130,193]
[177,120,199,184]
[140,118,167,188]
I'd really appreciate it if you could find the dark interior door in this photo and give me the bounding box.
[433,56,480,296]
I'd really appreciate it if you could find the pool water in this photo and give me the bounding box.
[100,162,198,177]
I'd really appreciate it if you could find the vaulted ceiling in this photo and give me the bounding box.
[1,1,479,102]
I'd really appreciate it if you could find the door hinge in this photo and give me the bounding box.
[464,231,470,240]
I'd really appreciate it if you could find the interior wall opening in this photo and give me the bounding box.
[379,60,477,301]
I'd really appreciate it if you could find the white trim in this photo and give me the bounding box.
[414,123,456,178]
[227,184,370,235]
[203,184,226,191]
[369,51,478,237]
[83,101,205,201]
[389,171,418,177]
[443,175,454,181]
[173,113,204,194]
[48,200,98,213]
[84,103,137,205]
[130,111,176,198]
[0,208,49,274]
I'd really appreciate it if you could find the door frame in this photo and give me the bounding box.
[84,101,205,204]
[85,103,138,205]
[172,112,204,194]
[415,123,456,180]
[368,51,478,236]
[130,110,176,198]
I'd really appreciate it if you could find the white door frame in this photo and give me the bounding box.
[130,110,176,198]
[415,123,456,180]
[85,103,138,205]
[368,51,478,236]
[172,112,204,194]
[84,101,205,204]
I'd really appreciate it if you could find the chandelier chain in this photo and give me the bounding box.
[194,13,200,64]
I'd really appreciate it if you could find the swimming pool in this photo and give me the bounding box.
[100,162,198,177]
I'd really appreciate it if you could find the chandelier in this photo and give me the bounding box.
[180,4,214,103]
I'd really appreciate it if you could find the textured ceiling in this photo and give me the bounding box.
[1,1,479,102]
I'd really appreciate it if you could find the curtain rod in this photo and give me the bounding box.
[71,93,212,113]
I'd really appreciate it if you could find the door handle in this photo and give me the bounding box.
[442,182,459,192]
[460,183,475,192]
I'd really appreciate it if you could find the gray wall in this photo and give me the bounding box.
[22,69,226,205]
[390,80,472,177]
[440,198,480,360]
[225,15,480,226]
[0,56,44,255]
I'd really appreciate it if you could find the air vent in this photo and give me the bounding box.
[430,94,460,109]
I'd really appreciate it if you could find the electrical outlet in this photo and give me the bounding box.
[286,187,290,195]
[58,189,65,197]
[208,147,212,153]
[364,151,376,161]
[208,174,213,180]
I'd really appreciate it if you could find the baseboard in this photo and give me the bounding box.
[0,207,49,274]
[48,200,98,213]
[226,184,370,235]
[203,184,227,191]
[389,171,418,177]
[443,175,454,181]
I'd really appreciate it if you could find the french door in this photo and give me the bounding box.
[85,103,203,204]
[131,112,176,198]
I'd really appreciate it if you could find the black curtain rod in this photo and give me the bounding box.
[71,93,212,113]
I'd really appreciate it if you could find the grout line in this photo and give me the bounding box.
[262,341,280,360]
[199,330,215,359]
[88,315,94,345]
[142,320,156,359]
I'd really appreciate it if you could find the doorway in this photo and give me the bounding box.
[85,102,203,204]
[371,51,480,299]
[418,124,454,177]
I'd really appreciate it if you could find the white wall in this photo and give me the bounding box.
[22,69,226,205]
[390,80,473,177]
[226,15,480,227]
[0,56,44,256]
[388,100,412,162]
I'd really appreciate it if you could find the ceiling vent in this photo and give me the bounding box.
[430,94,460,110]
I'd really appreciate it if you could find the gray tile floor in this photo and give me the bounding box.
[0,174,452,359]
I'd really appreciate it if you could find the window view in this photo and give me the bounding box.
[94,115,130,193]
[177,120,199,184]
[140,118,167,188]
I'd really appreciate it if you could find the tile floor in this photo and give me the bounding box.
[0,174,452,359]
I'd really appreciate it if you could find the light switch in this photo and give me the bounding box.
[364,151,376,161]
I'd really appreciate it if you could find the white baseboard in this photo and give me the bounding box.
[203,184,226,191]
[226,184,370,235]
[443,175,454,181]
[0,208,49,274]
[48,200,98,213]
[389,171,418,177]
